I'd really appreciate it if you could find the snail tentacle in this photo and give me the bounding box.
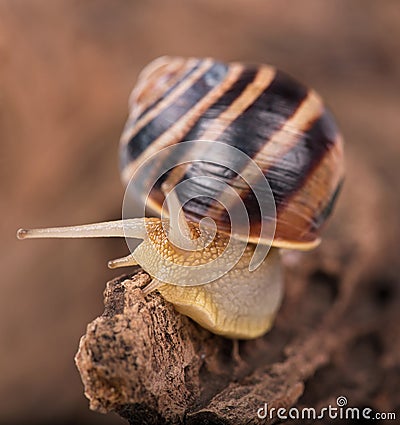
[16,218,147,240]
[108,254,138,269]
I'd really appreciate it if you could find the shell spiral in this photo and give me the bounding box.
[119,56,344,249]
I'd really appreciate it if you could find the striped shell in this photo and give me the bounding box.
[119,57,344,249]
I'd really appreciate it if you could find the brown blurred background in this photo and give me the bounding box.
[1,1,399,424]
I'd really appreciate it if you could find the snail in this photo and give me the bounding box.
[17,57,344,339]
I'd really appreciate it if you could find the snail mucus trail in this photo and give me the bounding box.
[17,56,344,339]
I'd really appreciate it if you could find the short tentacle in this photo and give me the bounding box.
[108,254,138,269]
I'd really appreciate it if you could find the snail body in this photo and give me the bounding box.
[17,57,344,339]
[155,246,283,339]
[137,217,283,338]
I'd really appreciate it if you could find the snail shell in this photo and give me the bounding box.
[120,56,344,250]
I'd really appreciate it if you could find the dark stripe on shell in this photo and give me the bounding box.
[263,108,339,211]
[120,60,229,170]
[177,70,310,218]
[180,67,260,144]
[232,108,340,240]
[217,70,309,155]
[149,67,260,190]
[311,177,344,230]
[135,61,202,122]
[178,69,308,161]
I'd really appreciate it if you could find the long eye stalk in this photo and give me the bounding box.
[17,219,147,240]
